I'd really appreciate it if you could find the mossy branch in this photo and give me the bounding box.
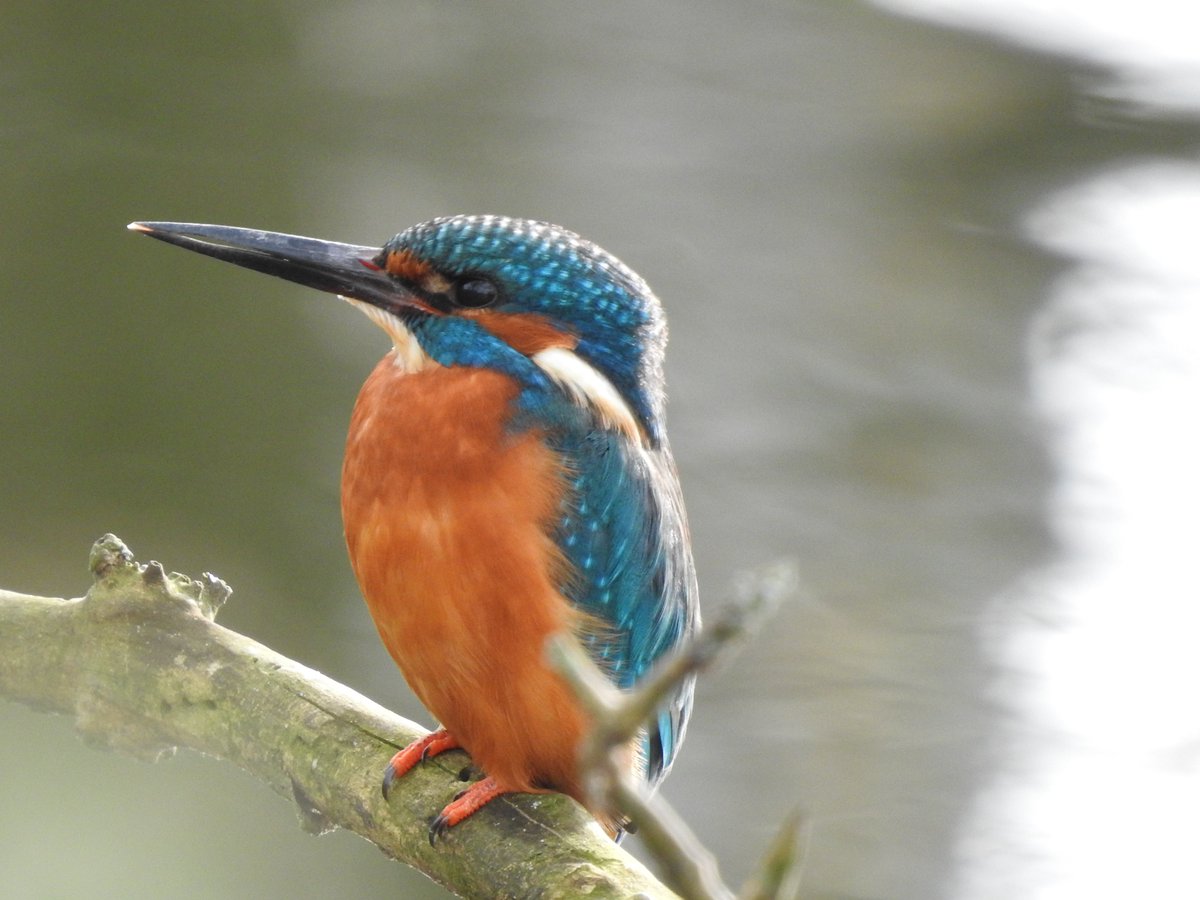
[0,535,673,900]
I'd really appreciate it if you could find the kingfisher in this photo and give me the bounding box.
[129,215,699,840]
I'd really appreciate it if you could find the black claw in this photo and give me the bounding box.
[429,814,450,846]
[381,765,397,801]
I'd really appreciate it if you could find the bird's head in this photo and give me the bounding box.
[129,216,668,446]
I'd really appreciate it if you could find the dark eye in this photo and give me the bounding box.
[452,276,498,308]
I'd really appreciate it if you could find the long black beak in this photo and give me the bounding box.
[128,221,402,309]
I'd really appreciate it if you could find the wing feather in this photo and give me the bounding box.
[551,427,699,785]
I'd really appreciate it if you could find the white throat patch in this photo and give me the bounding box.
[342,296,433,373]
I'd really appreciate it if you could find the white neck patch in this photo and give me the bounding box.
[342,296,434,373]
[532,346,645,445]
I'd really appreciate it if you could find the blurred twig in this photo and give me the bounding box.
[548,562,804,900]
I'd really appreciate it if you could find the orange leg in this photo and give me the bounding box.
[381,728,461,799]
[429,776,511,845]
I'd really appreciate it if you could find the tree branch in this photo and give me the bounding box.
[0,535,675,900]
[547,562,804,900]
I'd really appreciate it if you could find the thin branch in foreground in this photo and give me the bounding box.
[547,562,804,900]
[738,810,807,900]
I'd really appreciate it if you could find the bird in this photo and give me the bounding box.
[128,215,699,842]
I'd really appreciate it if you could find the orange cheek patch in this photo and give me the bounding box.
[383,248,433,281]
[466,311,577,356]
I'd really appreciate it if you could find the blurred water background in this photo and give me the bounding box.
[3,2,1198,897]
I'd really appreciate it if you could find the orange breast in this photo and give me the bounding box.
[340,353,590,800]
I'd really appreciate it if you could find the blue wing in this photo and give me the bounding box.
[551,427,699,787]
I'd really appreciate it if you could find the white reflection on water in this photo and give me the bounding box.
[874,0,1200,114]
[957,162,1200,898]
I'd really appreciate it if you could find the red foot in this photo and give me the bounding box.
[428,776,510,845]
[381,729,460,799]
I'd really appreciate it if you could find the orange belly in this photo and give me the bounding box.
[341,353,589,800]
